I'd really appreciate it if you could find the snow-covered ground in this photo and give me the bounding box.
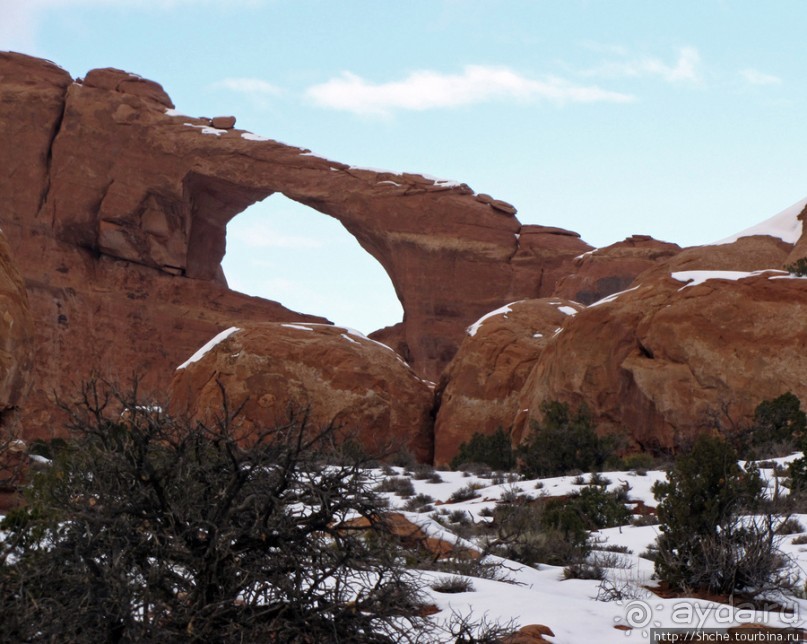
[372,456,807,642]
[4,455,807,641]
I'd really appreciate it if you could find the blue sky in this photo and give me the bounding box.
[3,1,806,332]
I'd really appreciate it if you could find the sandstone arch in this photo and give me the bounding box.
[1,53,598,383]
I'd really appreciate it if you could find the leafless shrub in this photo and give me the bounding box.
[403,493,434,513]
[409,463,436,480]
[377,475,416,498]
[596,569,651,603]
[440,609,518,643]
[0,378,439,643]
[448,482,483,503]
[564,551,632,580]
[775,517,805,535]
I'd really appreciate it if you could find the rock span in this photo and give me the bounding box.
[0,52,611,388]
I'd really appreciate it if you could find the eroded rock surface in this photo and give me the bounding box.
[0,53,327,438]
[0,227,35,510]
[6,51,791,459]
[433,299,583,466]
[554,235,681,304]
[517,270,807,451]
[169,324,435,462]
[0,231,33,420]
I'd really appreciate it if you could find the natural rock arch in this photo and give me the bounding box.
[0,52,598,381]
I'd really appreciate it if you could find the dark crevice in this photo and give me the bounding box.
[505,224,522,263]
[638,341,655,360]
[36,85,70,223]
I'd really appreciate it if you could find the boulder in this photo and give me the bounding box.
[433,299,583,466]
[501,624,555,643]
[517,270,807,451]
[337,512,479,560]
[169,323,435,462]
[210,115,236,129]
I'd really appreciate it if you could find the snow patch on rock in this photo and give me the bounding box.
[710,196,807,246]
[466,302,522,337]
[176,327,240,370]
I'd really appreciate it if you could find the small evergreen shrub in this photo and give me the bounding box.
[450,427,515,472]
[622,452,655,472]
[747,392,807,457]
[544,486,632,533]
[518,401,616,478]
[786,257,807,277]
[654,435,792,596]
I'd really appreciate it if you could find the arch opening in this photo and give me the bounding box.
[222,194,404,335]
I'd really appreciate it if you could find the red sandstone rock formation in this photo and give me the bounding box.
[554,235,681,304]
[0,52,608,390]
[517,270,807,451]
[0,51,761,458]
[0,228,34,510]
[501,624,555,644]
[0,53,328,439]
[0,231,33,421]
[169,323,435,462]
[433,298,583,466]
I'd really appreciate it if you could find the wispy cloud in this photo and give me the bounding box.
[305,65,634,116]
[585,46,702,84]
[212,78,283,96]
[740,68,781,86]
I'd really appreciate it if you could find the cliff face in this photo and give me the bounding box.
[0,53,330,437]
[432,298,584,466]
[0,227,33,416]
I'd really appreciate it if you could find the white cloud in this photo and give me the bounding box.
[586,46,702,84]
[740,68,781,86]
[305,65,634,116]
[213,77,283,96]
